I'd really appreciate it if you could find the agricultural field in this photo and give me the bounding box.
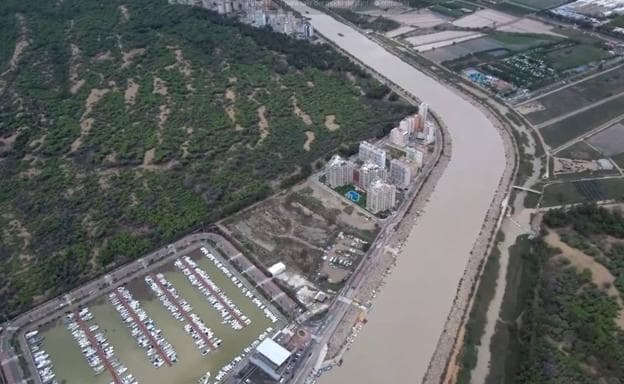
[541,178,624,206]
[507,0,570,10]
[333,9,400,32]
[540,94,624,149]
[588,123,624,157]
[521,66,624,125]
[0,0,417,318]
[359,7,449,28]
[556,141,604,161]
[426,32,559,64]
[222,180,378,291]
[30,246,284,384]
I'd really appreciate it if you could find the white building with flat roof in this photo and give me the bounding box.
[250,338,292,380]
[359,162,387,190]
[418,102,429,128]
[327,155,355,188]
[389,159,411,189]
[358,141,387,168]
[366,180,396,214]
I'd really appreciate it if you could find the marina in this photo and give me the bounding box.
[28,247,285,384]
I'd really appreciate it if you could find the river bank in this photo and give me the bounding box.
[283,4,513,383]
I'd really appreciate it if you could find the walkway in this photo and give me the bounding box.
[178,258,246,326]
[110,290,172,366]
[72,311,122,384]
[147,273,216,350]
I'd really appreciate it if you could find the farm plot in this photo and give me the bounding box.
[540,94,624,149]
[588,123,624,156]
[508,0,570,10]
[422,37,505,62]
[361,8,448,27]
[452,9,515,28]
[557,141,604,160]
[496,17,562,36]
[541,178,624,207]
[522,66,624,124]
[36,247,282,384]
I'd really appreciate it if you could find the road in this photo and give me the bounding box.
[287,4,509,384]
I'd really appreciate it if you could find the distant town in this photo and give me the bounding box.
[171,0,315,38]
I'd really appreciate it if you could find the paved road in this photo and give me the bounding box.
[287,5,507,384]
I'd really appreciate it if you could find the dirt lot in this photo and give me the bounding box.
[222,180,378,285]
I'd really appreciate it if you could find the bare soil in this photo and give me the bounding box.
[121,48,145,69]
[118,5,129,22]
[257,105,269,140]
[325,115,340,131]
[303,131,315,151]
[124,78,139,106]
[292,96,312,126]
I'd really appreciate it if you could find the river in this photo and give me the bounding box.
[284,5,508,383]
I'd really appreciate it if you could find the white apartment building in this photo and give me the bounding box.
[359,162,387,190]
[366,179,396,213]
[406,147,424,168]
[358,141,387,168]
[389,127,409,147]
[389,159,412,189]
[327,155,355,188]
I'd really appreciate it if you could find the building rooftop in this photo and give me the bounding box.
[256,338,292,367]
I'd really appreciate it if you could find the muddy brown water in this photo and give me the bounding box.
[285,4,507,383]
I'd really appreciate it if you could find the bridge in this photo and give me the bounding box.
[512,185,542,194]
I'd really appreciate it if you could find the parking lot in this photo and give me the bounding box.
[26,246,285,384]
